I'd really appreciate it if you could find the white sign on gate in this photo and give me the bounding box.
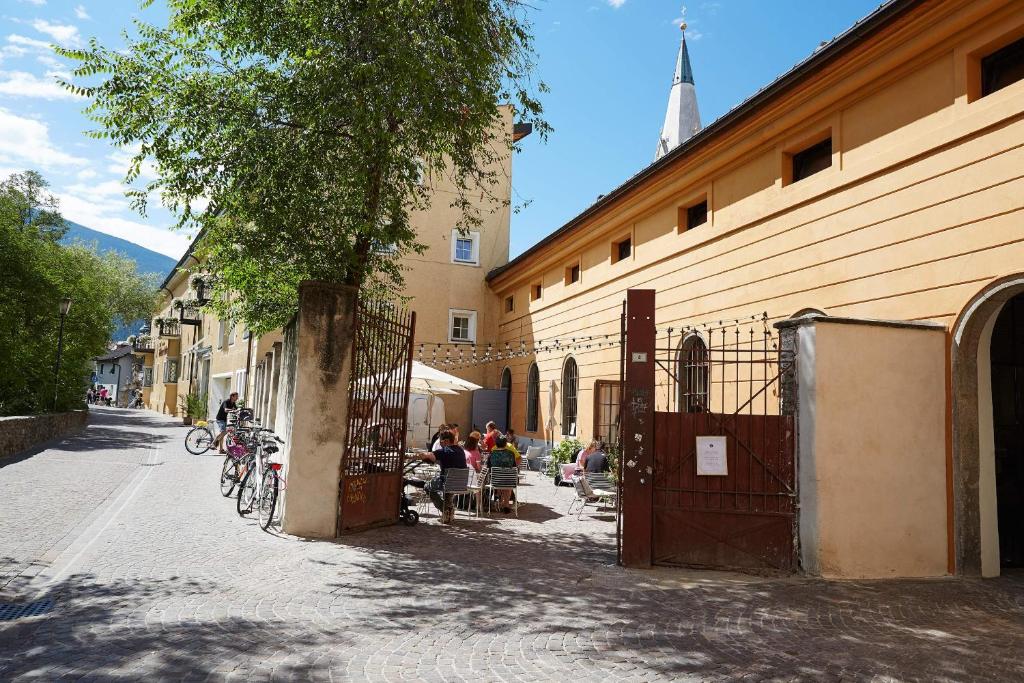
[696,436,728,476]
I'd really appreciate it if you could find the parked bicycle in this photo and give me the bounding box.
[184,420,215,455]
[236,430,285,531]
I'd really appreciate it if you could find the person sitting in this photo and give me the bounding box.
[584,440,610,473]
[576,441,597,470]
[505,428,521,452]
[431,424,448,452]
[487,436,517,513]
[463,432,483,473]
[482,421,499,452]
[416,430,466,524]
[449,423,460,444]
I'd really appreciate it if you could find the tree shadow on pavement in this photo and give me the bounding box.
[0,573,353,681]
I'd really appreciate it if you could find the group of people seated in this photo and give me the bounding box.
[413,421,522,523]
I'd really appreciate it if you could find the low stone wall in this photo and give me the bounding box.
[0,410,89,459]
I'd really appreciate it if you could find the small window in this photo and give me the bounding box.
[687,201,708,230]
[504,295,514,313]
[164,357,179,383]
[448,309,477,343]
[451,230,480,265]
[981,35,1024,97]
[143,367,154,387]
[791,138,832,183]
[613,236,631,263]
[530,283,542,301]
[565,262,580,285]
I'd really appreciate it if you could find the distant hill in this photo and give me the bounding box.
[62,220,178,279]
[61,220,179,341]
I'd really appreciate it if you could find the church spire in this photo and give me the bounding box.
[655,21,702,160]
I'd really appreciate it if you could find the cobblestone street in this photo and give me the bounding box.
[0,408,1022,681]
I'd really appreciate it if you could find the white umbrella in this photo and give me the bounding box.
[408,361,482,392]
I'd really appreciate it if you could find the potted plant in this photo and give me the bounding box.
[179,392,207,426]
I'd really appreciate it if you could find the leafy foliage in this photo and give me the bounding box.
[547,437,584,476]
[0,172,158,415]
[60,0,548,334]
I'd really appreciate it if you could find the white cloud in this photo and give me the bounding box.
[9,34,54,50]
[74,5,90,20]
[607,0,627,7]
[56,190,190,259]
[0,108,87,169]
[31,19,80,47]
[0,70,80,100]
[18,0,47,6]
[76,168,98,180]
[107,146,159,181]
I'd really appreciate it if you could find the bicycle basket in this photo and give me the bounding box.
[227,442,247,458]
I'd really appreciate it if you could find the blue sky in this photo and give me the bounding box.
[0,0,882,260]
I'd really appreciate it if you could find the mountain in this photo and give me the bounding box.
[60,220,179,340]
[61,220,178,279]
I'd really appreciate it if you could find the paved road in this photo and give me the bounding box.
[1,407,1023,681]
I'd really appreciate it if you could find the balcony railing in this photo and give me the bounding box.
[157,319,180,338]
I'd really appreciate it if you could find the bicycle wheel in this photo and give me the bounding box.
[219,456,239,497]
[258,468,279,531]
[185,427,214,455]
[236,466,257,516]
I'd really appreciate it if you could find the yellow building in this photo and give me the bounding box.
[149,106,528,431]
[481,0,1024,577]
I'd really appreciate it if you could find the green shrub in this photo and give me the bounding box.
[546,437,583,476]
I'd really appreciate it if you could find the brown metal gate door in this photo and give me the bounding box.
[652,317,797,571]
[338,300,416,534]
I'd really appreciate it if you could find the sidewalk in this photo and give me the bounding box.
[1,407,1023,681]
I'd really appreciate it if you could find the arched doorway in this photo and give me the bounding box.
[990,293,1024,567]
[952,275,1024,576]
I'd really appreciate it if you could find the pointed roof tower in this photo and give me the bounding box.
[655,22,702,160]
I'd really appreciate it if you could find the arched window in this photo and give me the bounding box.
[678,335,709,413]
[526,363,540,432]
[499,367,512,391]
[561,357,579,436]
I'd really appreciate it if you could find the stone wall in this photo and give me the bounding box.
[0,410,89,459]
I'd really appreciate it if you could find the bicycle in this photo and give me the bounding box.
[237,431,285,531]
[185,420,215,455]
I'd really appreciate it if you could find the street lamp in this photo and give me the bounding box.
[53,297,71,411]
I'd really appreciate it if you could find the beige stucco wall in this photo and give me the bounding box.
[489,0,1024,447]
[800,320,948,578]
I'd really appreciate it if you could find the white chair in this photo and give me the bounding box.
[569,475,616,519]
[524,446,544,472]
[485,467,519,517]
[441,468,470,519]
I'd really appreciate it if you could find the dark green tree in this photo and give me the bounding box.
[0,172,158,414]
[60,0,548,334]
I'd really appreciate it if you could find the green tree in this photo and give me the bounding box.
[60,0,548,334]
[0,171,158,415]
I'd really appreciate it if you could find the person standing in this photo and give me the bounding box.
[214,392,239,454]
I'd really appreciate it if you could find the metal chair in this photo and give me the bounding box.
[485,467,519,517]
[465,467,487,517]
[441,468,470,519]
[569,475,616,519]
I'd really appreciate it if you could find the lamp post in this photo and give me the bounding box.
[53,297,71,411]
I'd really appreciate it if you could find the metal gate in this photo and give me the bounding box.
[651,317,797,571]
[337,299,416,534]
[619,289,797,571]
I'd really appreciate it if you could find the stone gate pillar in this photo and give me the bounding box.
[275,281,357,538]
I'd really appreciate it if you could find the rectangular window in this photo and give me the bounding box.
[143,367,153,387]
[228,320,236,346]
[615,237,631,263]
[236,369,247,399]
[687,200,708,230]
[791,138,832,183]
[565,262,580,285]
[448,309,477,343]
[530,283,542,301]
[450,230,480,265]
[164,357,179,383]
[242,328,250,340]
[505,295,514,313]
[982,35,1024,97]
[593,380,622,446]
[217,319,225,349]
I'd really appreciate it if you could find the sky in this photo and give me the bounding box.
[0,0,883,261]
